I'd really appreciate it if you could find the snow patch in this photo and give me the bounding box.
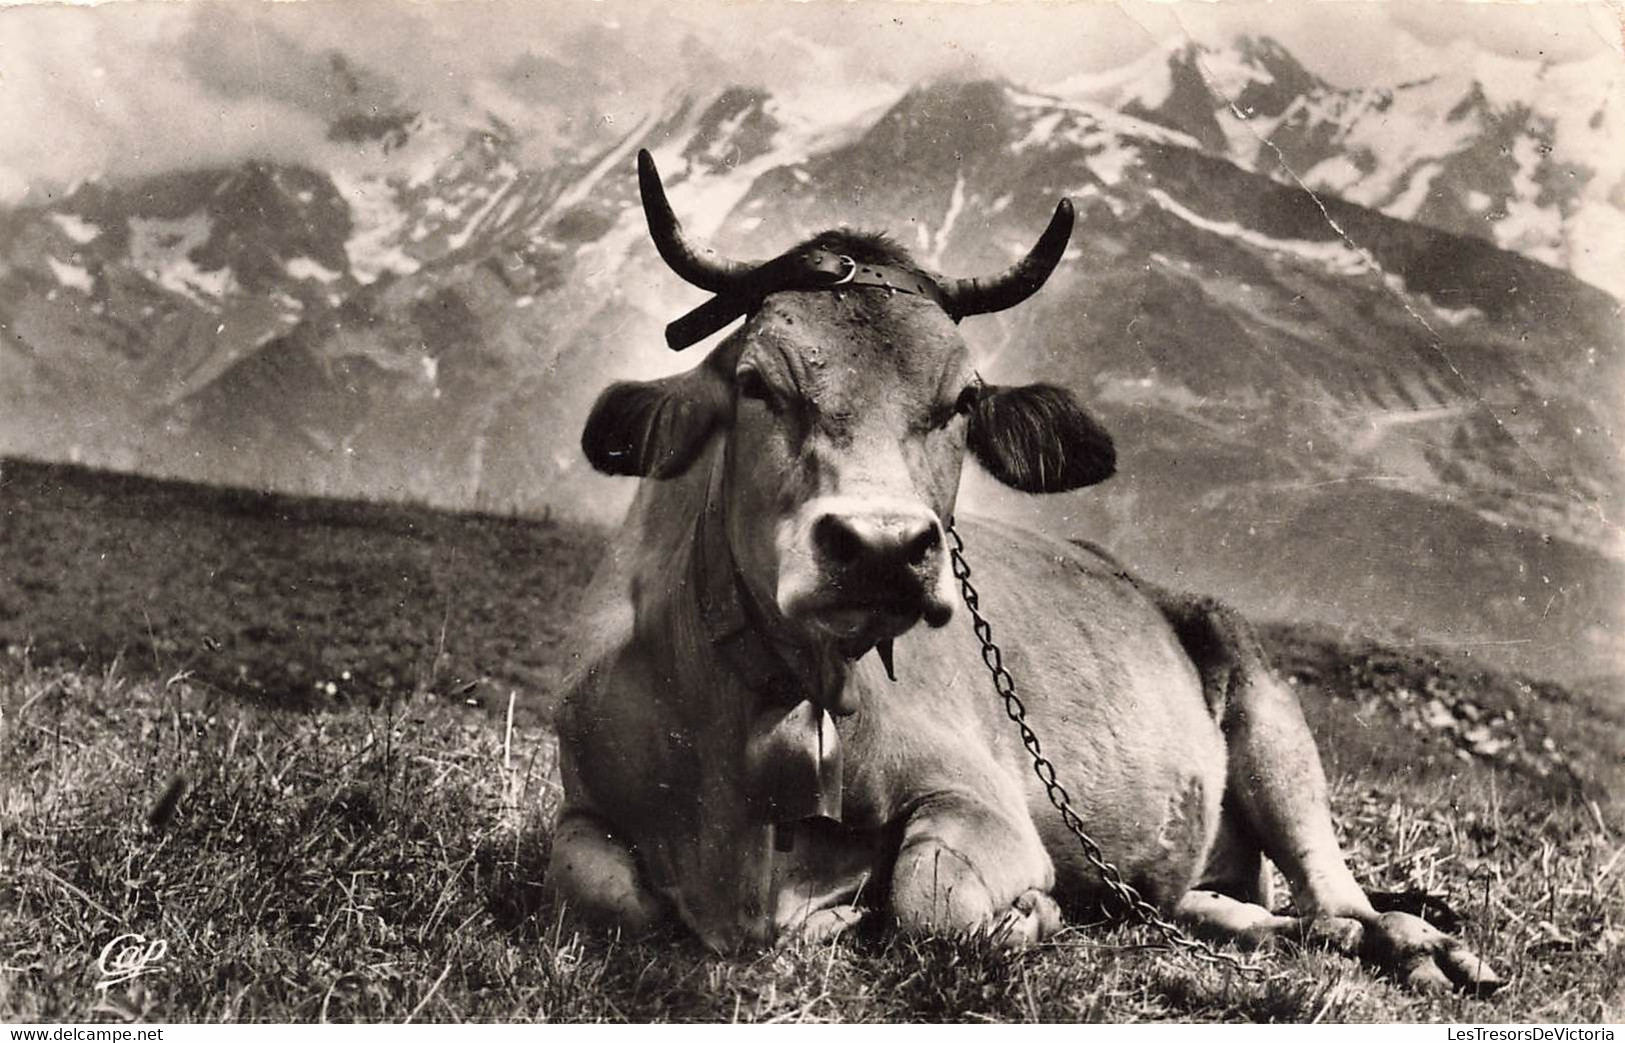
[1006,89,1202,152]
[1213,105,1281,166]
[47,257,93,293]
[1387,162,1442,221]
[1492,132,1564,265]
[1012,112,1065,153]
[1430,301,1484,326]
[1084,139,1136,187]
[423,196,459,221]
[1310,75,1480,209]
[329,169,422,283]
[1303,155,1365,194]
[1566,198,1625,300]
[494,193,524,230]
[698,104,754,167]
[406,151,443,190]
[446,162,520,251]
[1197,45,1275,100]
[128,214,237,306]
[1147,188,1381,277]
[48,213,100,244]
[928,173,966,268]
[286,256,342,283]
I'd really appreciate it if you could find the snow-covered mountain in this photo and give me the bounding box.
[0,82,875,494]
[0,41,1620,687]
[1052,36,1625,299]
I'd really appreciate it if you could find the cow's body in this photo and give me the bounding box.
[546,152,1500,993]
[558,443,1226,950]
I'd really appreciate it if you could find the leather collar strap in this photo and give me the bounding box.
[691,504,818,708]
[690,505,844,824]
[665,247,953,351]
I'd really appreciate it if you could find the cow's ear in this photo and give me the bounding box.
[581,364,731,478]
[967,382,1115,493]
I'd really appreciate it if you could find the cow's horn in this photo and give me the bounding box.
[637,149,756,294]
[939,199,1075,318]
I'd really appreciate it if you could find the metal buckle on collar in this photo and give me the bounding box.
[800,248,859,287]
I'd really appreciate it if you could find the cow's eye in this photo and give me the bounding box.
[737,368,779,411]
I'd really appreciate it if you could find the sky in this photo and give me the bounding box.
[0,0,1620,203]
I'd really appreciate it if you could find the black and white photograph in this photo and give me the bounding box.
[0,0,1620,1025]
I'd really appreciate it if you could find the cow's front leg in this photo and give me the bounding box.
[546,807,667,933]
[890,794,1059,945]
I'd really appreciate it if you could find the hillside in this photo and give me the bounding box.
[1,457,1619,1022]
[0,458,602,720]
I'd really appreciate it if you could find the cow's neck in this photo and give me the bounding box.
[625,458,856,948]
[689,483,855,712]
[688,486,846,824]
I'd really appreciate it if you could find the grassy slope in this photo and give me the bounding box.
[0,460,602,722]
[1,459,1620,1023]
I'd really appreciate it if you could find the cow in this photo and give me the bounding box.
[546,149,1501,993]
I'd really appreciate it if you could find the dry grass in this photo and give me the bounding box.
[1,459,1620,1022]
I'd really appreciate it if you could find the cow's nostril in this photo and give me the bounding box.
[904,524,941,567]
[813,514,865,567]
[815,513,941,571]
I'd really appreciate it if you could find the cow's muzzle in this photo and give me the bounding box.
[779,502,955,655]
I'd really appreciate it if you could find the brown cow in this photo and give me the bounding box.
[547,150,1500,992]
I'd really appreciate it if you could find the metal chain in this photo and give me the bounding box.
[945,522,1267,980]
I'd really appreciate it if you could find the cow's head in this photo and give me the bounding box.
[583,152,1113,669]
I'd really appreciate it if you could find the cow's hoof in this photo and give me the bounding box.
[988,889,1062,948]
[793,905,866,945]
[1363,911,1504,995]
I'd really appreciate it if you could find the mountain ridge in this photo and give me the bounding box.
[1052,35,1625,300]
